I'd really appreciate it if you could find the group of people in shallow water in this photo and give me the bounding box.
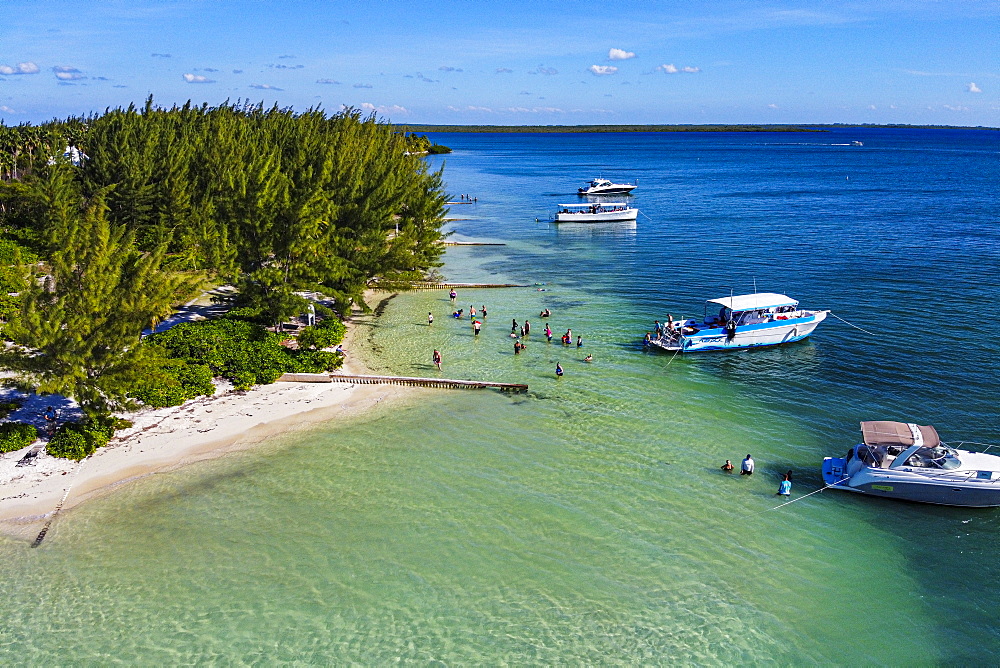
[433,289,590,375]
[721,455,793,496]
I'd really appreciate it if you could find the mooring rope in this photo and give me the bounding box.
[828,311,877,336]
[760,479,850,514]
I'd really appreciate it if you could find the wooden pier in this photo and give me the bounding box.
[278,372,526,393]
[408,281,529,289]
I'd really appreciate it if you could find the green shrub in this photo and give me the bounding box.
[295,350,344,373]
[221,306,269,325]
[47,428,92,460]
[0,422,37,453]
[297,317,346,350]
[0,399,23,419]
[46,419,119,460]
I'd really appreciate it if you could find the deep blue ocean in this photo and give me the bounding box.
[1,127,998,663]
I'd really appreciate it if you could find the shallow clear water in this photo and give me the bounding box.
[2,128,999,663]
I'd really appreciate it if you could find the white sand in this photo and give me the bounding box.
[0,298,408,539]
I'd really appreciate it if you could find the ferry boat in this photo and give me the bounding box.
[822,421,1000,507]
[578,178,637,195]
[648,293,827,353]
[554,202,638,223]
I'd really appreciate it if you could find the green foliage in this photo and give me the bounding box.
[0,421,37,453]
[130,356,215,408]
[296,317,346,350]
[46,428,92,460]
[0,398,23,418]
[427,144,452,154]
[46,418,118,460]
[1,174,204,417]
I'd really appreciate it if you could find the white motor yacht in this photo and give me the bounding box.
[578,178,637,195]
[822,421,1000,507]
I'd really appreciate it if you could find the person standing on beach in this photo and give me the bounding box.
[524,320,530,336]
[473,320,481,336]
[470,305,476,318]
[545,325,552,342]
[449,289,457,301]
[741,454,755,476]
[432,349,442,370]
[576,335,583,348]
[511,319,518,334]
[555,363,563,376]
[481,305,487,317]
[428,312,434,326]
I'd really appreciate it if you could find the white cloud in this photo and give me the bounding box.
[943,104,969,111]
[867,104,876,110]
[967,82,982,93]
[608,48,636,61]
[504,106,564,113]
[768,103,779,109]
[0,62,39,75]
[183,73,215,83]
[589,65,618,76]
[360,102,408,115]
[530,66,558,75]
[316,78,341,84]
[439,66,462,72]
[656,64,700,74]
[0,105,14,113]
[353,83,373,88]
[496,67,513,73]
[250,83,282,90]
[53,66,85,80]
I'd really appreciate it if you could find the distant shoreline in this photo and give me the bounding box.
[399,123,999,133]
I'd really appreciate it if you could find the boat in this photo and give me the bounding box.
[648,293,827,353]
[578,178,637,195]
[821,421,1000,507]
[554,202,638,223]
[851,140,864,146]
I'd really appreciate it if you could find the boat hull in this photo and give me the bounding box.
[822,457,1000,507]
[554,208,638,223]
[579,185,637,195]
[650,311,827,352]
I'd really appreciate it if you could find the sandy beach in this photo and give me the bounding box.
[0,295,409,540]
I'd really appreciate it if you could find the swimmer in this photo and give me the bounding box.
[428,312,434,325]
[721,460,734,472]
[584,354,593,362]
[777,475,792,496]
[432,349,442,370]
[555,363,563,377]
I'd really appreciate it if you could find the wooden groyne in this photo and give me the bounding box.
[408,281,529,289]
[327,374,527,393]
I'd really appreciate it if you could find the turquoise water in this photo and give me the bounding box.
[2,129,999,663]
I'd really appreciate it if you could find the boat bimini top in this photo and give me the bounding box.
[860,421,941,448]
[557,202,631,208]
[707,293,798,311]
[858,421,957,470]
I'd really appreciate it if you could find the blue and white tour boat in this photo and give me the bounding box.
[821,421,1000,507]
[648,292,827,353]
[554,202,638,223]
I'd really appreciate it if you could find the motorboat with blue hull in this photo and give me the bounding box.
[822,421,1000,507]
[648,293,828,353]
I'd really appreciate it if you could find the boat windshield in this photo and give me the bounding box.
[902,446,962,470]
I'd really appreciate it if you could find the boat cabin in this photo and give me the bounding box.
[846,421,961,471]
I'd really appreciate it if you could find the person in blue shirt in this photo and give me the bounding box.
[777,475,792,496]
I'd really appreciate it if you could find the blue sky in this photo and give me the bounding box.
[1,0,997,126]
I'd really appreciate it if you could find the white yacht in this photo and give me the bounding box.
[648,293,827,353]
[578,178,637,195]
[822,421,1000,507]
[554,202,638,223]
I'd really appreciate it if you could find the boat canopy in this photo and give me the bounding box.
[557,202,630,208]
[707,293,798,311]
[861,421,941,448]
